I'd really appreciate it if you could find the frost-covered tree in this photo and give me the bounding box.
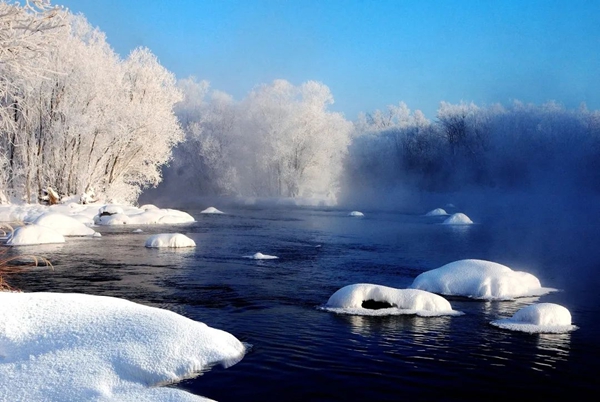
[0,8,183,204]
[166,79,352,203]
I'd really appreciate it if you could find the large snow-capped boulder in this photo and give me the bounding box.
[201,207,224,214]
[0,292,247,401]
[442,213,473,225]
[94,212,131,225]
[490,303,578,333]
[410,259,556,300]
[33,212,96,236]
[5,224,65,246]
[321,283,461,317]
[243,252,279,260]
[425,208,448,216]
[145,233,196,248]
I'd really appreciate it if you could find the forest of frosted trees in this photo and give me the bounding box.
[2,1,600,207]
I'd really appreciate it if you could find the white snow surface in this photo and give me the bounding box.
[349,211,364,217]
[201,207,224,214]
[5,224,65,246]
[425,208,448,216]
[33,212,96,236]
[490,303,578,333]
[145,233,196,248]
[442,212,473,225]
[321,283,461,317]
[410,259,556,300]
[0,203,195,226]
[0,292,247,401]
[244,252,279,260]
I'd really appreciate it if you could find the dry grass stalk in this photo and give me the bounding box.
[1,224,53,291]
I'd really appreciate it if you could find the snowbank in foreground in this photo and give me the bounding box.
[442,213,473,225]
[201,207,224,214]
[145,233,196,248]
[244,252,279,260]
[0,292,247,401]
[490,303,577,333]
[5,224,65,246]
[320,284,461,317]
[33,212,97,236]
[425,208,448,216]
[410,259,556,300]
[349,211,364,217]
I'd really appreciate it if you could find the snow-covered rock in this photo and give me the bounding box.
[410,259,556,300]
[94,212,131,225]
[33,212,96,236]
[490,303,578,333]
[201,207,224,214]
[442,212,473,225]
[321,283,461,317]
[145,233,196,248]
[98,204,125,216]
[0,292,247,401]
[349,211,364,217]
[425,208,448,216]
[133,229,143,233]
[244,252,279,260]
[5,224,65,246]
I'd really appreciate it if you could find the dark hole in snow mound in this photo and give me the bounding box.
[99,211,114,217]
[361,299,394,310]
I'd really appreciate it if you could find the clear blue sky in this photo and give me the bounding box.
[57,0,600,120]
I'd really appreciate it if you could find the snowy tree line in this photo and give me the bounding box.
[3,1,599,207]
[344,101,600,201]
[1,2,182,204]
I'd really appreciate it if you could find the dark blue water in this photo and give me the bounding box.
[6,206,600,401]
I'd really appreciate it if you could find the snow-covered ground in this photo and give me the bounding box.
[145,233,196,248]
[0,202,195,226]
[320,283,462,317]
[410,259,556,300]
[490,303,578,333]
[0,292,247,401]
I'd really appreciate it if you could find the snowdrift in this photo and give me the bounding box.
[0,292,247,401]
[5,224,65,246]
[145,233,196,248]
[425,208,448,216]
[410,259,556,300]
[244,252,279,260]
[321,283,461,317]
[442,213,473,225]
[201,207,224,214]
[490,303,577,333]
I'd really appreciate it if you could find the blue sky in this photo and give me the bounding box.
[57,0,600,120]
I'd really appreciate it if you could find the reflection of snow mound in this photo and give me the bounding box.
[244,252,279,260]
[442,213,473,225]
[425,208,448,216]
[410,259,556,300]
[133,229,143,233]
[33,212,96,236]
[349,211,364,217]
[490,303,578,333]
[321,283,461,317]
[0,292,247,401]
[201,207,224,214]
[6,224,65,246]
[145,233,196,248]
